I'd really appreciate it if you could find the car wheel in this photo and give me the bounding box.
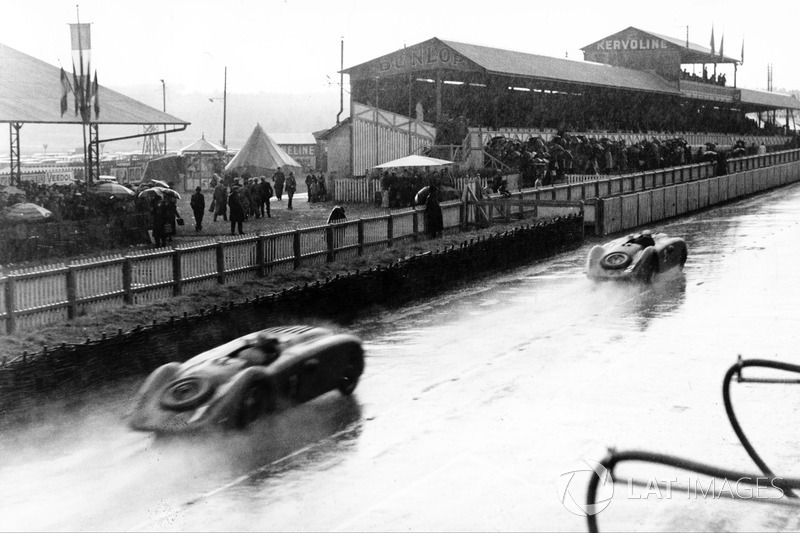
[338,355,363,396]
[640,260,656,283]
[600,252,631,270]
[160,377,213,411]
[237,385,267,428]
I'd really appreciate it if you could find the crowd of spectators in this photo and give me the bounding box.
[372,166,474,208]
[482,131,799,186]
[0,179,140,221]
[681,67,727,87]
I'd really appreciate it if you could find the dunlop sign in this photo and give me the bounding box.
[371,45,470,75]
[595,38,669,51]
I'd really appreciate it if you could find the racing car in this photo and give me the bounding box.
[586,230,687,282]
[129,325,365,433]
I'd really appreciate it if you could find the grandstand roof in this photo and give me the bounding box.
[582,27,740,64]
[442,39,679,94]
[739,88,800,111]
[344,37,679,95]
[0,41,189,125]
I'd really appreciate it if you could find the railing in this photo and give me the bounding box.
[0,200,465,335]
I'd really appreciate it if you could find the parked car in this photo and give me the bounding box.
[129,325,365,433]
[586,230,687,282]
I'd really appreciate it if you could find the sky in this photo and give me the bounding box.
[2,0,800,152]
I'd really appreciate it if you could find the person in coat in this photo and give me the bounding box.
[285,171,297,210]
[228,182,245,235]
[424,185,444,239]
[190,186,205,231]
[212,182,228,222]
[259,177,273,218]
[273,168,285,200]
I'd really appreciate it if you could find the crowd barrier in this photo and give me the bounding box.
[591,150,800,236]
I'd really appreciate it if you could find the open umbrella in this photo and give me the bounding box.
[138,186,181,200]
[145,179,170,188]
[374,155,454,169]
[0,185,26,197]
[5,202,52,220]
[87,182,135,196]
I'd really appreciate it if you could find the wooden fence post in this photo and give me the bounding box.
[256,235,266,277]
[216,242,226,284]
[66,266,77,319]
[357,220,365,256]
[326,225,335,262]
[172,249,182,296]
[387,214,394,248]
[122,257,133,304]
[293,229,302,270]
[4,276,15,335]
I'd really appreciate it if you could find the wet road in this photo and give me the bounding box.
[4,184,800,531]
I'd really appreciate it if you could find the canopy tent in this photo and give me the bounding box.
[374,154,454,168]
[225,123,301,175]
[142,154,186,187]
[179,135,226,155]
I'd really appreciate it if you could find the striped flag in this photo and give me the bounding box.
[719,33,724,58]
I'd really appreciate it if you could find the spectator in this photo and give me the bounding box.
[285,171,297,210]
[273,168,285,200]
[212,181,228,222]
[259,177,273,218]
[305,172,315,202]
[190,186,205,231]
[228,181,245,235]
[424,185,444,239]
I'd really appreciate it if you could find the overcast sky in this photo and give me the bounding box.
[3,0,799,97]
[2,0,799,155]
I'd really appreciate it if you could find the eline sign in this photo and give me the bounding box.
[596,38,668,51]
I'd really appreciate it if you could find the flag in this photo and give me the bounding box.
[741,39,745,64]
[69,23,91,75]
[72,63,81,117]
[719,33,724,58]
[92,71,99,118]
[59,67,73,116]
[710,26,715,56]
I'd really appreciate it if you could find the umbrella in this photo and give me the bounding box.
[145,179,170,188]
[415,185,459,205]
[87,182,135,196]
[374,154,454,169]
[5,202,52,220]
[138,186,181,200]
[0,185,26,196]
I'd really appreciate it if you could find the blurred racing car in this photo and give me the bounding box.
[130,325,365,433]
[586,230,687,282]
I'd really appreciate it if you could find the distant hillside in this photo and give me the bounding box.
[7,89,345,155]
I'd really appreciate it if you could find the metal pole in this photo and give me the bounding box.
[336,37,344,124]
[222,66,227,147]
[160,79,166,153]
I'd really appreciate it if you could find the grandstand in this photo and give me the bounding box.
[328,28,799,177]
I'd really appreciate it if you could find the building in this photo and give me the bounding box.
[270,133,318,171]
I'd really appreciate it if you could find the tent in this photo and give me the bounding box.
[178,135,226,155]
[225,123,301,175]
[374,154,454,168]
